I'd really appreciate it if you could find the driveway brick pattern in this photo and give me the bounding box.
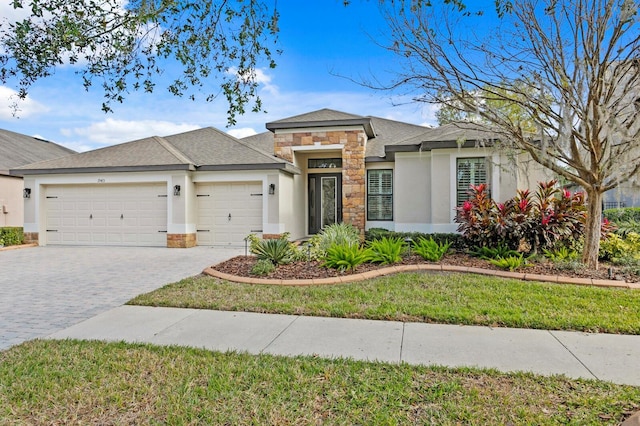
[0,246,241,350]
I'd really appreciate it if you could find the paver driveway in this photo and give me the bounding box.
[0,245,242,350]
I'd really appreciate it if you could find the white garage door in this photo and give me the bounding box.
[45,183,168,246]
[196,182,263,246]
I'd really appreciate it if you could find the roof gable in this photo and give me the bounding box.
[268,108,365,124]
[266,108,376,138]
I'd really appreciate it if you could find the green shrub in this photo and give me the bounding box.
[364,227,391,242]
[543,246,579,262]
[250,259,276,276]
[308,223,361,259]
[367,237,405,265]
[289,245,310,262]
[599,232,640,262]
[413,237,451,261]
[249,236,295,265]
[489,254,528,271]
[612,220,640,237]
[603,207,640,223]
[0,227,24,246]
[470,244,520,260]
[365,228,464,250]
[322,243,370,272]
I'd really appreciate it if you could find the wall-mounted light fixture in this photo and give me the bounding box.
[23,188,31,198]
[268,183,276,195]
[173,185,181,196]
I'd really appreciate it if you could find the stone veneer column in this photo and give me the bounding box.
[23,232,39,245]
[167,233,196,248]
[273,129,367,237]
[341,131,366,238]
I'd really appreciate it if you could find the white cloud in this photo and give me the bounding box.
[62,118,201,149]
[228,67,280,97]
[227,127,258,138]
[0,86,49,119]
[0,1,30,23]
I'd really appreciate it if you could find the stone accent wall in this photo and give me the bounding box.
[167,233,196,248]
[23,232,39,245]
[341,131,367,238]
[262,233,283,240]
[274,129,367,237]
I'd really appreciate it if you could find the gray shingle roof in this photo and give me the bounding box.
[364,116,432,158]
[376,122,502,159]
[14,127,298,175]
[266,108,377,138]
[166,127,286,166]
[268,108,365,124]
[241,131,276,155]
[13,136,193,173]
[0,129,75,174]
[419,122,499,144]
[10,110,503,176]
[255,109,432,159]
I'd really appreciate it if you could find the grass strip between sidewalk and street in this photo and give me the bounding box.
[128,271,640,335]
[1,340,639,424]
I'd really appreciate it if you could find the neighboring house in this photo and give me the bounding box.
[12,109,551,248]
[0,129,76,228]
[565,181,640,210]
[602,182,640,209]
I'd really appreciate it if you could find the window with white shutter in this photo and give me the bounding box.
[367,169,393,221]
[456,157,489,206]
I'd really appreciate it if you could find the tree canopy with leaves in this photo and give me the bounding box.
[379,0,640,268]
[0,0,279,125]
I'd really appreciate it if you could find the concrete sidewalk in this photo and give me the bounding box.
[47,305,640,387]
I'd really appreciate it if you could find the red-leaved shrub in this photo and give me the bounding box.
[455,180,587,253]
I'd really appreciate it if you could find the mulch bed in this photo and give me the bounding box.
[211,252,640,283]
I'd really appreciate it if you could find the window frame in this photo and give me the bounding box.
[456,157,490,207]
[367,169,393,221]
[308,158,342,169]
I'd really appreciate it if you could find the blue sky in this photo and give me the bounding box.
[0,1,447,152]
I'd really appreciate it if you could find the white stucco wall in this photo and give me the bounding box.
[514,152,556,192]
[392,154,433,231]
[373,147,545,234]
[23,169,290,245]
[277,173,303,239]
[0,175,24,228]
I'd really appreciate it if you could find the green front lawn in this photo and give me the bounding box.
[1,340,638,424]
[129,271,640,334]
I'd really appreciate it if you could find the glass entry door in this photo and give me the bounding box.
[308,173,342,234]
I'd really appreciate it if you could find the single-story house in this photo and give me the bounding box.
[12,109,552,247]
[1,129,76,228]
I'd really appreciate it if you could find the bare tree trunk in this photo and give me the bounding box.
[582,190,603,270]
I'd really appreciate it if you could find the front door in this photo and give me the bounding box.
[308,173,342,234]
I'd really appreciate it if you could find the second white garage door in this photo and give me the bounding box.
[196,182,263,246]
[45,183,168,246]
